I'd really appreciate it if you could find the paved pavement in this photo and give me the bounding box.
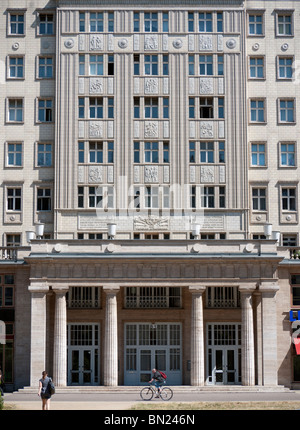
[3,388,300,410]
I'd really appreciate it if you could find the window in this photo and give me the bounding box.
[0,275,15,308]
[252,188,266,211]
[38,99,53,122]
[89,55,103,76]
[89,142,103,163]
[89,97,103,118]
[163,142,169,163]
[79,55,85,75]
[201,187,215,208]
[38,56,53,78]
[251,143,266,166]
[189,97,195,119]
[144,55,158,75]
[78,97,85,118]
[8,99,23,122]
[280,143,295,167]
[6,235,21,247]
[108,12,114,32]
[250,99,265,123]
[163,55,169,76]
[278,57,293,79]
[7,143,22,167]
[90,12,103,32]
[199,12,212,32]
[125,287,181,308]
[78,142,84,163]
[78,186,84,208]
[9,12,25,35]
[134,12,140,32]
[188,12,194,32]
[217,13,223,32]
[134,142,140,163]
[291,275,300,306]
[283,235,297,247]
[199,55,213,75]
[89,186,102,208]
[79,12,85,32]
[189,142,195,163]
[67,287,100,308]
[219,187,225,208]
[282,187,296,211]
[134,54,140,75]
[248,13,263,35]
[108,142,114,163]
[144,12,158,32]
[190,185,196,208]
[145,98,158,119]
[7,188,21,211]
[108,98,114,118]
[108,55,114,75]
[218,98,224,119]
[200,142,214,163]
[217,55,224,76]
[276,13,292,36]
[39,13,54,35]
[163,12,169,32]
[200,97,213,118]
[219,142,225,163]
[145,186,159,208]
[163,98,169,119]
[189,55,195,75]
[207,287,240,308]
[145,142,159,163]
[249,57,264,79]
[37,143,52,167]
[279,99,295,123]
[37,188,51,211]
[9,57,24,79]
[134,98,140,118]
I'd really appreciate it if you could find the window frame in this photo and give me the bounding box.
[249,98,266,124]
[278,98,296,124]
[37,11,55,36]
[247,11,264,36]
[277,56,293,80]
[279,142,296,168]
[7,10,26,36]
[7,55,24,80]
[7,98,24,123]
[248,56,265,80]
[6,142,23,168]
[36,142,53,168]
[275,11,294,37]
[251,186,267,212]
[250,142,266,167]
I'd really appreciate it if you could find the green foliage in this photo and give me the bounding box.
[0,393,3,410]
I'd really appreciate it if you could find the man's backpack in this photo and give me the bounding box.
[159,371,167,380]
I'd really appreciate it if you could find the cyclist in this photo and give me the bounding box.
[149,368,164,397]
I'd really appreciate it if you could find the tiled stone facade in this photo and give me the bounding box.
[0,0,299,390]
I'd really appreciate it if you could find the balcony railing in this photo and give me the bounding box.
[1,247,18,261]
[289,248,300,260]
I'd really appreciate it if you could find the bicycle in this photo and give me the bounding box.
[140,383,173,401]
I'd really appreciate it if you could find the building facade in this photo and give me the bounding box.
[0,0,300,390]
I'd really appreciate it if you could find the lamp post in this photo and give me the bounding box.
[108,223,117,240]
[192,224,200,240]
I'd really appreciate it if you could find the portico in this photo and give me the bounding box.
[26,239,282,388]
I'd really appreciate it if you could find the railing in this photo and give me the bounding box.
[289,248,300,260]
[0,247,18,261]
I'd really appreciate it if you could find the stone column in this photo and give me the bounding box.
[103,285,120,386]
[52,287,68,387]
[259,281,279,386]
[239,286,255,386]
[189,286,206,386]
[28,284,49,387]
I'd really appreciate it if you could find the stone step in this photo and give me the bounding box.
[18,385,291,394]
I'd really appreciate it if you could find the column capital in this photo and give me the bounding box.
[239,284,256,294]
[259,280,279,293]
[188,285,206,294]
[28,283,49,293]
[103,284,120,294]
[51,284,69,294]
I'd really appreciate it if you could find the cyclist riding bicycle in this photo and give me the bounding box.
[149,368,165,397]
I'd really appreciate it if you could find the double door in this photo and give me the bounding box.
[211,347,240,385]
[67,324,99,386]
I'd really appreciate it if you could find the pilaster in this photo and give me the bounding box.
[239,285,255,386]
[189,286,206,386]
[52,286,68,387]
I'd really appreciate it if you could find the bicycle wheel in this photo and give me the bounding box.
[140,386,154,401]
[160,387,173,401]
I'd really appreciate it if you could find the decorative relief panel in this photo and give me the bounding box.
[201,166,214,183]
[189,121,196,138]
[78,78,85,94]
[200,121,214,138]
[188,35,195,51]
[108,78,114,94]
[133,34,140,50]
[89,121,103,138]
[163,78,169,94]
[134,121,140,138]
[145,78,158,94]
[78,121,84,138]
[190,165,196,183]
[163,121,169,138]
[189,78,195,94]
[144,121,158,138]
[218,121,225,139]
[163,166,169,183]
[107,121,114,138]
[199,35,212,51]
[79,34,85,51]
[134,77,140,94]
[134,165,140,183]
[218,78,224,94]
[163,35,168,50]
[89,166,103,183]
[89,78,103,94]
[134,215,169,230]
[219,166,225,183]
[199,78,213,94]
[144,165,158,183]
[90,35,103,51]
[108,34,114,51]
[217,35,223,51]
[107,166,114,183]
[78,166,84,183]
[144,35,158,50]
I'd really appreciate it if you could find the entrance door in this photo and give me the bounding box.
[206,323,241,385]
[124,323,182,385]
[67,324,100,386]
[213,348,239,385]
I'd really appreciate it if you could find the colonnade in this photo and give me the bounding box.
[28,282,279,387]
